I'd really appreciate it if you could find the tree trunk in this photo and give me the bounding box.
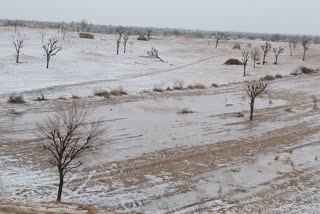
[253,59,256,68]
[16,53,19,63]
[250,100,254,121]
[117,45,119,55]
[57,170,64,202]
[274,56,278,64]
[46,56,50,69]
[215,41,218,48]
[158,56,164,63]
[124,44,126,54]
[303,50,306,61]
[263,55,266,65]
[243,64,246,76]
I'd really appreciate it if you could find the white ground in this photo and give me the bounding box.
[1,26,320,213]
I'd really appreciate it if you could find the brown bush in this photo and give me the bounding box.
[110,88,128,96]
[275,74,282,78]
[94,90,110,98]
[79,33,94,39]
[187,84,206,89]
[232,43,241,49]
[224,59,243,65]
[8,94,25,104]
[153,86,163,92]
[260,75,275,81]
[177,108,194,114]
[211,83,219,87]
[300,66,315,74]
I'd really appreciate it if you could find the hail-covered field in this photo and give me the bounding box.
[1,26,320,213]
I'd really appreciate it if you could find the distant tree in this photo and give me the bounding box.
[273,47,284,64]
[242,51,250,76]
[250,47,260,68]
[37,100,104,202]
[41,32,46,44]
[288,41,293,56]
[147,48,164,62]
[79,20,88,32]
[123,34,129,54]
[61,27,66,40]
[116,37,121,55]
[261,42,272,65]
[6,20,21,33]
[43,39,62,69]
[115,25,127,39]
[246,82,267,120]
[13,38,23,63]
[214,32,222,48]
[146,28,152,41]
[302,40,311,61]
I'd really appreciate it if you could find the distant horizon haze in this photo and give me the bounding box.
[1,0,319,36]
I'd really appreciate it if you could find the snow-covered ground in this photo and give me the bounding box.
[1,26,320,213]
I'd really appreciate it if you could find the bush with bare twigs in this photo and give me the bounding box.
[8,94,25,104]
[177,108,194,114]
[260,75,275,81]
[94,90,110,98]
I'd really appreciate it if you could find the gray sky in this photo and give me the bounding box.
[0,0,319,35]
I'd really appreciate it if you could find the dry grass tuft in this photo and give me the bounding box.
[110,88,128,96]
[153,86,164,92]
[274,155,279,161]
[275,74,282,78]
[300,66,316,74]
[211,83,219,88]
[177,108,194,114]
[173,80,184,90]
[187,84,206,89]
[232,43,241,49]
[260,75,275,81]
[94,90,110,98]
[8,94,25,104]
[9,109,24,116]
[71,95,80,99]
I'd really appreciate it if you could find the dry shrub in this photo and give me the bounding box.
[177,108,194,114]
[211,83,219,87]
[260,75,275,81]
[110,88,128,96]
[166,86,173,91]
[153,86,163,92]
[224,58,243,65]
[290,69,300,76]
[173,80,184,90]
[94,90,110,98]
[79,33,94,39]
[187,84,206,89]
[232,43,241,49]
[300,66,315,74]
[275,74,282,78]
[72,95,80,99]
[8,94,25,104]
[9,109,24,116]
[36,94,48,101]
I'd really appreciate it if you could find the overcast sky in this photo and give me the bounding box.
[0,0,319,35]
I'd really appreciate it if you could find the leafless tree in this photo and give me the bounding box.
[302,40,311,61]
[43,39,62,69]
[6,20,21,33]
[41,32,46,44]
[214,32,222,48]
[37,100,104,202]
[115,25,127,39]
[146,28,152,41]
[61,27,66,40]
[79,20,88,33]
[13,38,23,63]
[288,42,293,56]
[116,37,121,55]
[123,34,129,54]
[250,47,260,68]
[242,51,250,77]
[261,41,272,65]
[273,47,284,64]
[246,82,267,120]
[148,48,164,62]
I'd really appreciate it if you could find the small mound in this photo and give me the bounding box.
[224,59,243,65]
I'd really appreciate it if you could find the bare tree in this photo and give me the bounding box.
[302,40,311,61]
[115,37,121,55]
[214,32,222,48]
[242,51,249,77]
[246,82,267,120]
[123,34,129,54]
[146,28,152,41]
[261,41,272,65]
[6,20,21,33]
[273,47,284,64]
[13,38,23,63]
[61,27,66,40]
[148,48,164,62]
[43,39,62,69]
[79,20,88,33]
[41,32,46,44]
[37,100,104,202]
[288,41,293,56]
[115,25,127,39]
[250,47,260,68]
